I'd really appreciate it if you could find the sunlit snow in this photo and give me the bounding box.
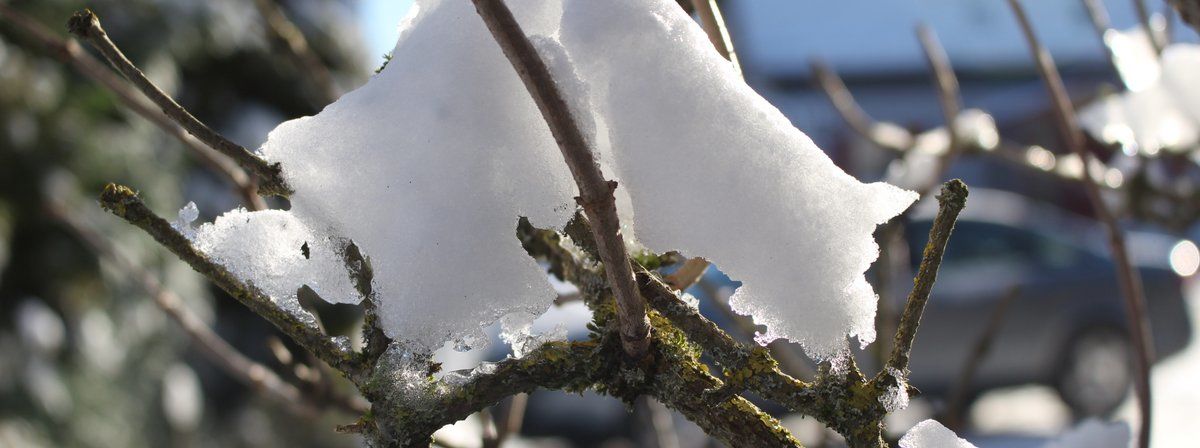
[899,420,977,448]
[192,0,914,357]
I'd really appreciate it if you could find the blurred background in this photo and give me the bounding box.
[2,0,1199,447]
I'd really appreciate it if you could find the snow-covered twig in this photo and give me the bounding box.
[252,0,340,106]
[689,0,741,76]
[43,201,335,417]
[0,5,265,211]
[66,9,292,197]
[469,0,652,360]
[1008,2,1155,447]
[96,184,358,377]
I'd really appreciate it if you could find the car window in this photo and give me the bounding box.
[907,221,1084,269]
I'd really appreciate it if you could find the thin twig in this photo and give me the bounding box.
[943,286,1020,431]
[1169,0,1200,34]
[1132,0,1164,54]
[665,257,710,291]
[810,55,1200,226]
[67,9,291,197]
[1007,2,1154,447]
[470,0,651,360]
[689,0,741,76]
[97,184,358,378]
[252,0,340,105]
[0,5,265,210]
[1081,0,1124,79]
[915,23,963,194]
[886,180,968,374]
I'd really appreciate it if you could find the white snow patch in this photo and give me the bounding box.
[559,0,916,358]
[195,0,912,358]
[899,419,977,448]
[879,367,910,412]
[192,209,360,314]
[257,0,577,350]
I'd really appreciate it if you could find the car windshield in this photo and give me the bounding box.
[907,220,1098,270]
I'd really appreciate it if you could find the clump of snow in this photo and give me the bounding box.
[1078,27,1200,156]
[879,367,910,412]
[192,209,360,318]
[257,0,577,350]
[1043,419,1130,448]
[195,0,912,358]
[558,0,916,357]
[899,419,977,448]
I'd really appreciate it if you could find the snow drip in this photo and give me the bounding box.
[191,0,915,357]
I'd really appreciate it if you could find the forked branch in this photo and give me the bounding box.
[67,9,292,197]
[469,0,652,360]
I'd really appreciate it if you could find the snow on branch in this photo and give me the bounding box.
[171,0,917,360]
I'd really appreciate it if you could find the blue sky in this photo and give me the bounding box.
[359,0,415,59]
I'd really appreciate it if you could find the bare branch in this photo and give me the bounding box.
[1169,0,1200,34]
[689,0,741,76]
[1007,2,1154,446]
[664,257,710,291]
[469,0,651,360]
[1081,0,1126,80]
[0,5,265,210]
[886,180,968,374]
[915,24,964,194]
[97,184,357,378]
[1132,0,1164,54]
[67,9,292,197]
[253,0,340,105]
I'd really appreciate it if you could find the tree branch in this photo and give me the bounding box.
[915,23,963,195]
[469,0,651,360]
[44,201,329,416]
[67,9,292,197]
[886,179,968,373]
[1169,0,1200,34]
[0,5,265,210]
[1007,2,1155,447]
[253,0,340,106]
[1131,0,1164,54]
[97,184,357,378]
[810,55,1200,228]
